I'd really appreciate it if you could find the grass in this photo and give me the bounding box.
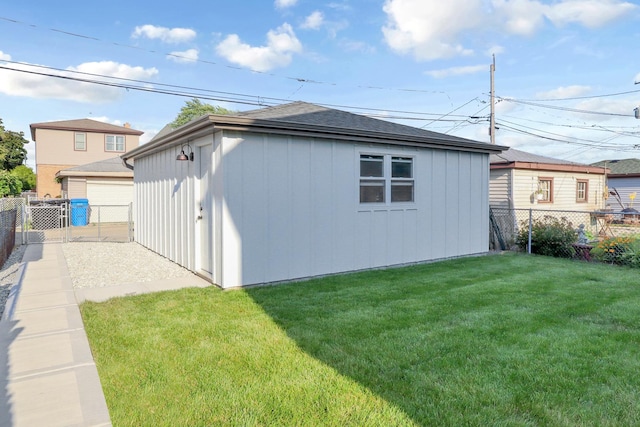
[81,253,640,426]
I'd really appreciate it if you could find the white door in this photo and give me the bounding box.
[198,144,214,275]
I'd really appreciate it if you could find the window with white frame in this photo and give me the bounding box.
[74,132,86,151]
[105,135,125,152]
[360,154,414,203]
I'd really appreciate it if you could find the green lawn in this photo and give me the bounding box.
[81,253,640,426]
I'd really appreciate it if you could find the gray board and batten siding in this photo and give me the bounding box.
[124,102,505,288]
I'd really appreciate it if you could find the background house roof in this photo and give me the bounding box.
[491,147,606,174]
[56,156,133,178]
[30,118,143,140]
[491,147,583,165]
[590,159,640,176]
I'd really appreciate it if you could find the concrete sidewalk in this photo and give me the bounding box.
[0,243,212,427]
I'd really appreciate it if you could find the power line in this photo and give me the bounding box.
[497,97,633,117]
[0,63,476,123]
[0,15,456,97]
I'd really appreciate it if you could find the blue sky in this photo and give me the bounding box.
[1,0,639,168]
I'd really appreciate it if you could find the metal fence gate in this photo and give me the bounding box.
[24,203,68,244]
[4,198,134,244]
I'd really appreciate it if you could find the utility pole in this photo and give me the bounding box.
[490,54,496,144]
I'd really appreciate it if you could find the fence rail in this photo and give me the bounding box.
[490,206,640,265]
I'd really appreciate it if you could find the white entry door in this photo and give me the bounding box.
[198,144,214,275]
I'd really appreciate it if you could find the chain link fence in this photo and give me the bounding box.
[0,197,134,244]
[0,208,17,267]
[68,204,133,242]
[490,207,640,266]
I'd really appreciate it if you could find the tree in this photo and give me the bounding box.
[170,98,234,128]
[0,119,29,170]
[0,170,22,197]
[11,165,36,191]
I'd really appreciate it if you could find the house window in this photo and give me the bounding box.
[576,180,588,203]
[105,135,125,152]
[360,154,414,204]
[74,133,86,151]
[538,178,553,203]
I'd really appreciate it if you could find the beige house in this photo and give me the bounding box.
[490,148,607,211]
[29,119,142,198]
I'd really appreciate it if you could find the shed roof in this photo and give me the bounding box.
[124,102,506,161]
[30,118,143,141]
[55,156,133,178]
[490,147,606,174]
[590,158,640,176]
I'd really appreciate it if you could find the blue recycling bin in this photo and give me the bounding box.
[70,198,89,226]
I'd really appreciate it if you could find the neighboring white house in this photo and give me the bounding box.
[123,102,505,288]
[490,148,607,211]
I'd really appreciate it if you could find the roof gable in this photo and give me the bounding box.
[30,118,143,140]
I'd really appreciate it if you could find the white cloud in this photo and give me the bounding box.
[167,48,199,63]
[0,59,158,103]
[425,64,487,78]
[493,0,637,35]
[301,11,324,30]
[635,73,640,83]
[544,0,636,28]
[492,0,547,36]
[275,0,297,8]
[0,51,10,61]
[382,0,637,61]
[536,85,592,99]
[382,0,481,60]
[132,24,196,44]
[575,98,636,119]
[215,23,302,72]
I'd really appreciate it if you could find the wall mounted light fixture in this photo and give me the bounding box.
[177,143,194,161]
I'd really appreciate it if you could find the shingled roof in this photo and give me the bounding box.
[56,156,133,178]
[124,101,505,161]
[491,147,606,174]
[30,118,143,140]
[238,101,481,145]
[591,158,640,176]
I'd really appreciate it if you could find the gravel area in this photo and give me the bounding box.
[0,244,27,320]
[0,242,194,317]
[61,242,195,288]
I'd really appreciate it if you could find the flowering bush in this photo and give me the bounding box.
[591,237,640,267]
[516,216,577,259]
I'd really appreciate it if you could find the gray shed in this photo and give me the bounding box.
[123,102,505,288]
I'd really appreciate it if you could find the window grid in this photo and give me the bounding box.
[538,178,553,203]
[74,132,86,151]
[105,135,125,152]
[576,180,588,202]
[360,154,414,204]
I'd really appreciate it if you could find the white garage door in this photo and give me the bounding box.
[86,179,133,223]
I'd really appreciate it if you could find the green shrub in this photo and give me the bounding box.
[516,215,577,258]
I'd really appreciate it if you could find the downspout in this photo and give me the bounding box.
[120,155,134,171]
